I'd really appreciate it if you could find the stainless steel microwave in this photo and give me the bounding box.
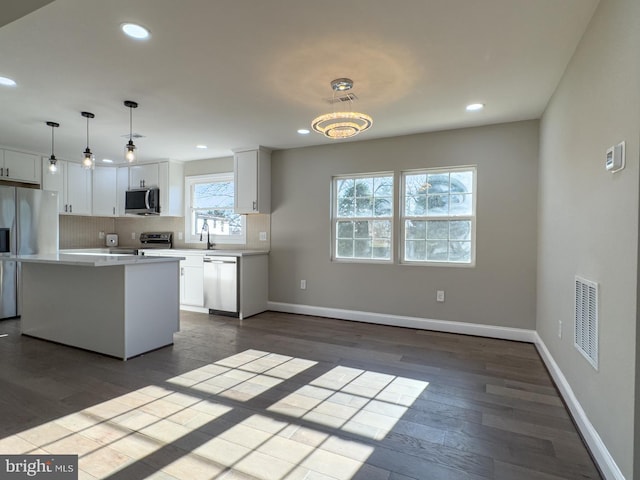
[125,188,160,215]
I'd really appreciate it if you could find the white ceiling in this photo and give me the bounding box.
[0,0,599,164]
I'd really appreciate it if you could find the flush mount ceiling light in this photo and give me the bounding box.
[124,100,138,163]
[81,111,95,170]
[196,144,208,149]
[311,78,372,139]
[46,121,60,174]
[297,129,310,135]
[0,76,16,87]
[121,23,150,40]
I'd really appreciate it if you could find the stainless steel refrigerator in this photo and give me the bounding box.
[0,186,58,319]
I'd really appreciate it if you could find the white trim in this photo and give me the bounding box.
[267,301,536,343]
[533,333,624,480]
[265,301,624,479]
[184,172,246,245]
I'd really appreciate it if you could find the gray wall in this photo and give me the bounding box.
[537,0,640,476]
[271,120,539,329]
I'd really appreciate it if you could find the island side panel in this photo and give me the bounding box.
[21,263,126,358]
[123,261,180,359]
[239,254,268,319]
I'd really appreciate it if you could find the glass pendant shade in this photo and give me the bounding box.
[82,148,95,169]
[125,140,136,163]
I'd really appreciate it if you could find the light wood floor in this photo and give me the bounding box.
[0,311,601,479]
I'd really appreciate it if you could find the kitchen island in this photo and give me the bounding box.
[9,253,182,360]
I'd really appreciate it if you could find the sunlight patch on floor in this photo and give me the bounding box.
[1,349,428,479]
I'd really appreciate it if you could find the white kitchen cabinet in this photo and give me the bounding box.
[116,166,129,216]
[92,166,117,216]
[142,250,204,310]
[0,150,41,184]
[41,158,92,215]
[181,254,204,307]
[233,147,270,214]
[129,163,159,189]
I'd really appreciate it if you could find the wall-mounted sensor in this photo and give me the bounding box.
[605,141,625,173]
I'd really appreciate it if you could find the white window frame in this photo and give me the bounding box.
[400,166,476,267]
[331,171,394,264]
[184,173,246,245]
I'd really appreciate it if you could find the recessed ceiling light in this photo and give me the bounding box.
[466,103,485,111]
[0,76,17,87]
[102,158,114,163]
[297,129,310,135]
[121,23,150,40]
[196,145,208,149]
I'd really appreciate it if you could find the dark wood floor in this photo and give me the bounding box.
[0,311,601,479]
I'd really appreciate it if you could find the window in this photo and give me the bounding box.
[185,173,246,245]
[332,173,393,262]
[401,167,476,265]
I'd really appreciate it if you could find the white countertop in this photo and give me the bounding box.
[141,248,270,257]
[5,253,184,267]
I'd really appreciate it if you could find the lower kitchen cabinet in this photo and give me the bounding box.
[141,249,268,317]
[181,254,204,307]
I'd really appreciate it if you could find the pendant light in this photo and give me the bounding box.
[124,100,138,163]
[46,121,60,174]
[81,111,95,170]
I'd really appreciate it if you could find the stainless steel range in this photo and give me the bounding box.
[139,232,173,249]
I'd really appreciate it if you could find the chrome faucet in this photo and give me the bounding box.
[199,220,215,250]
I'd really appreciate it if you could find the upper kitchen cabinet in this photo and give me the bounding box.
[130,163,159,189]
[124,161,184,216]
[0,149,41,184]
[116,166,129,216]
[92,166,117,216]
[41,158,92,215]
[233,147,271,214]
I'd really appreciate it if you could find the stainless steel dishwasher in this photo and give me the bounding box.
[203,256,238,314]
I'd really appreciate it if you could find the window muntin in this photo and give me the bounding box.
[333,174,393,261]
[185,173,246,244]
[402,167,475,265]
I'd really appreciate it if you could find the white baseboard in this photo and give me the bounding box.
[180,305,208,314]
[267,301,537,343]
[533,334,624,480]
[266,301,623,480]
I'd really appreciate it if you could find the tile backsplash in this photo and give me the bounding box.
[59,214,270,250]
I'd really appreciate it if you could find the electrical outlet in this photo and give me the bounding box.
[98,231,105,239]
[558,320,562,339]
[259,231,268,241]
[131,232,136,240]
[300,280,306,290]
[436,290,445,302]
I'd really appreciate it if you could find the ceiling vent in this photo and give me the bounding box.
[574,276,598,370]
[325,93,358,104]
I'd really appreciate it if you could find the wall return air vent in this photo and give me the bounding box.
[574,276,598,370]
